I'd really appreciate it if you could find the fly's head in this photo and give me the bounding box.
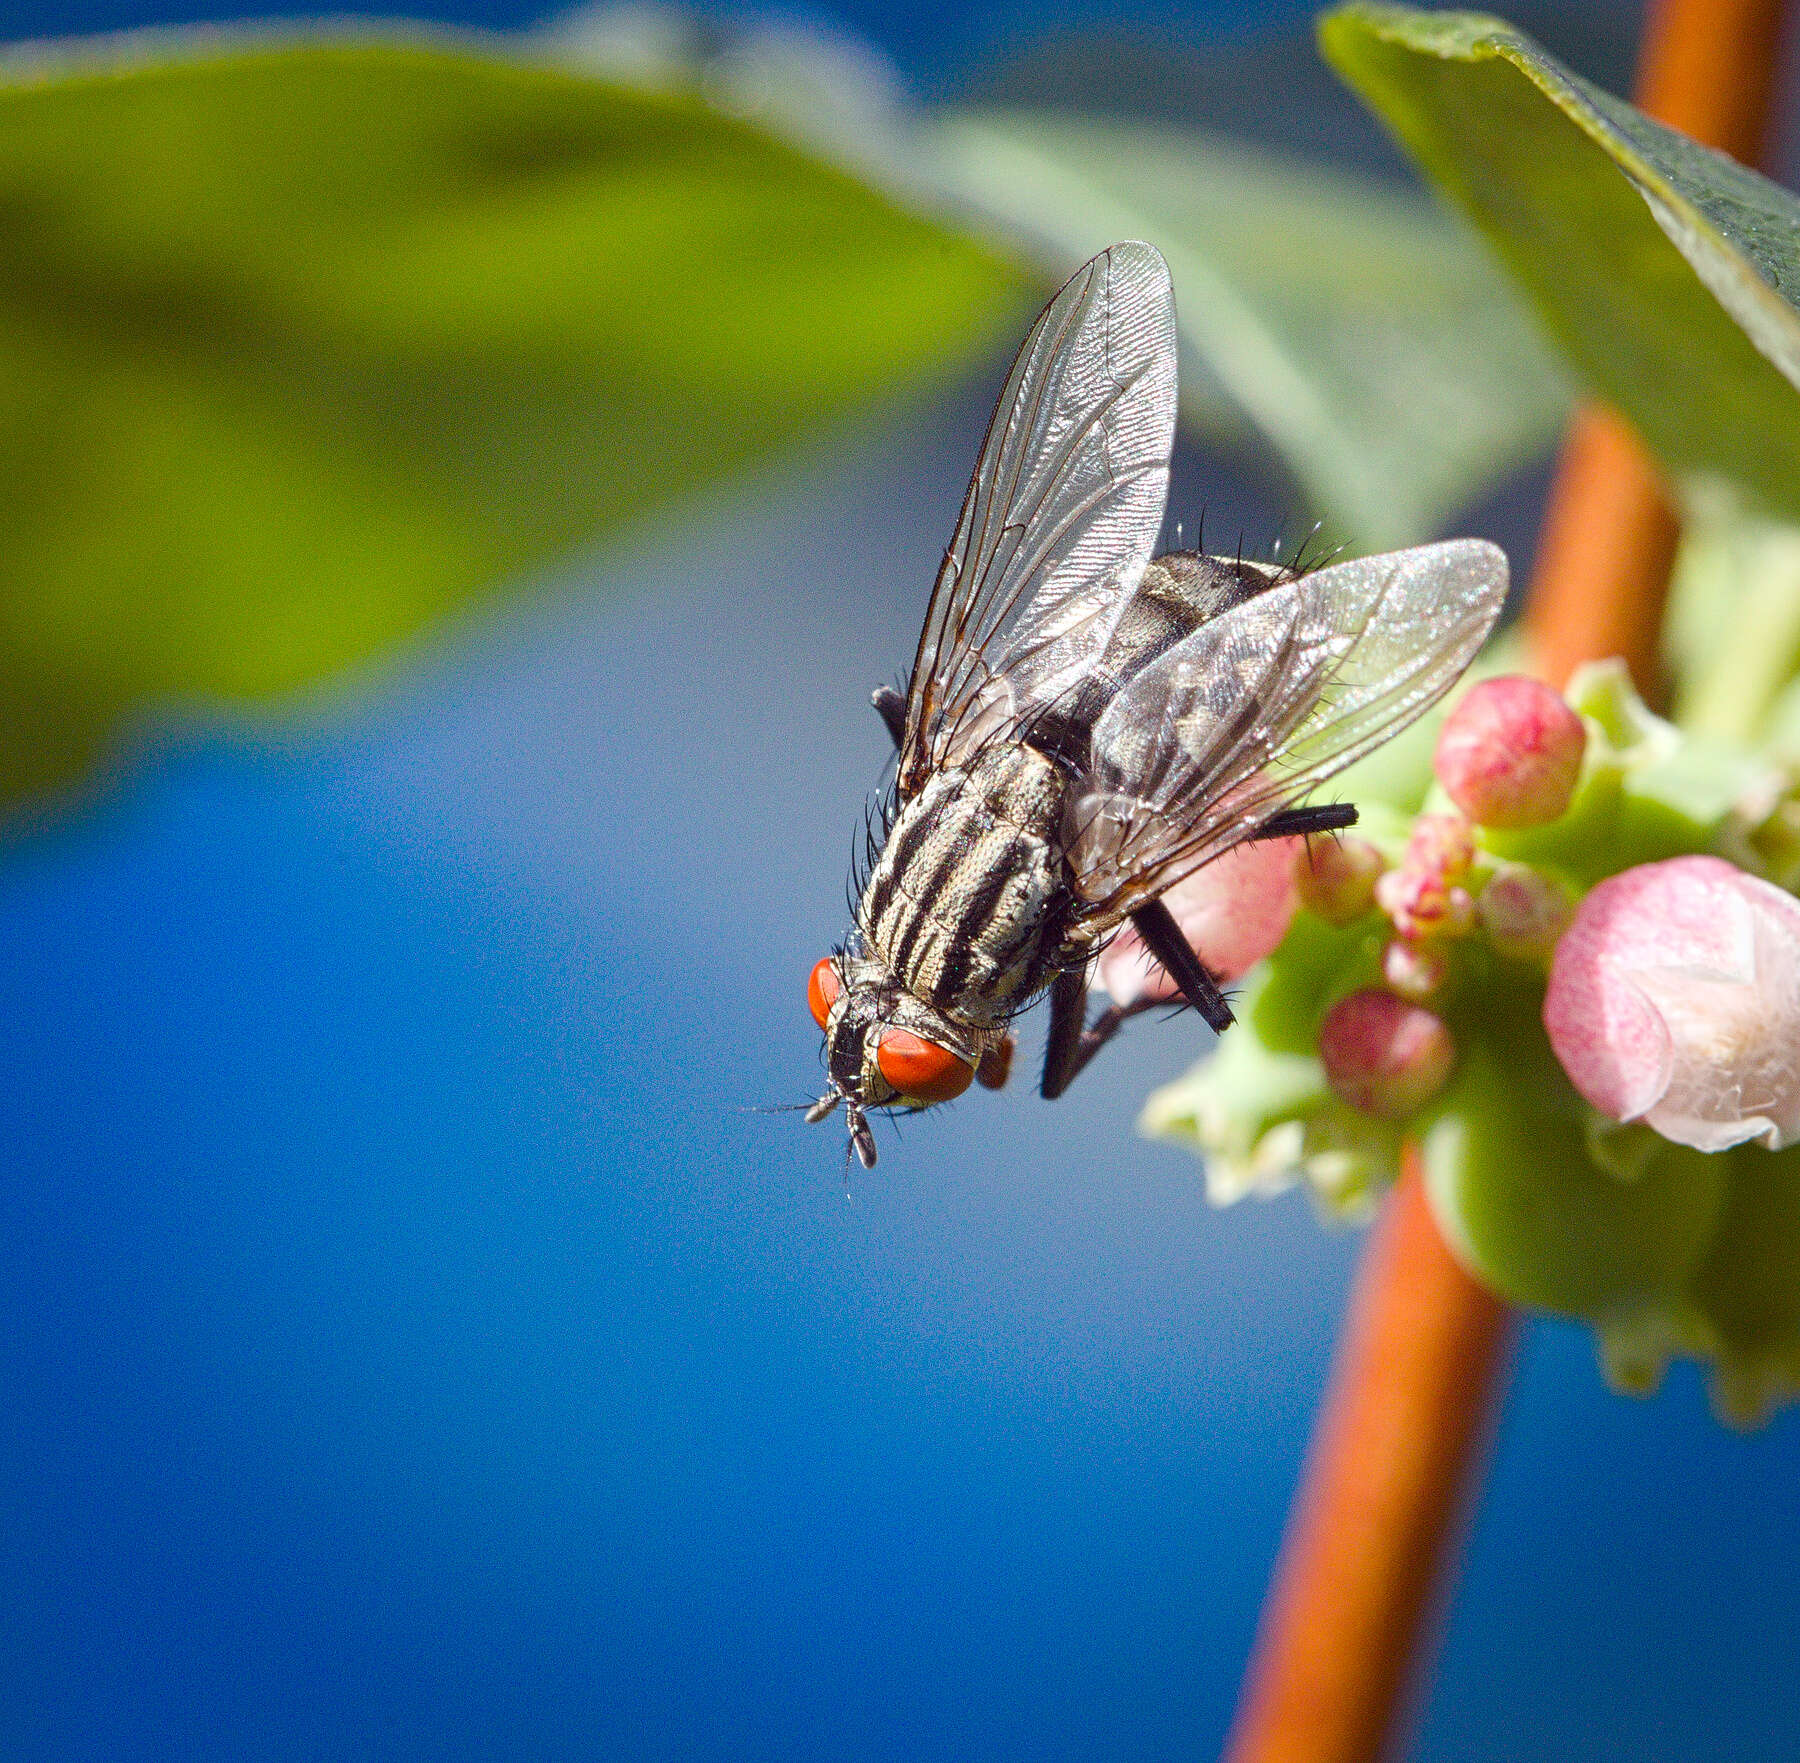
[804,945,987,1168]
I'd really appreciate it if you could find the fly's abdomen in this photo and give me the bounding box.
[860,746,1069,1025]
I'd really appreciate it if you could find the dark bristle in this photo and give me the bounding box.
[1285,520,1339,582]
[845,762,902,916]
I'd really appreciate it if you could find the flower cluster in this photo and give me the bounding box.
[1139,655,1800,1423]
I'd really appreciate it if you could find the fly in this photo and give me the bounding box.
[805,241,1507,1168]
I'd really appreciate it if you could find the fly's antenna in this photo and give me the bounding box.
[844,1100,877,1172]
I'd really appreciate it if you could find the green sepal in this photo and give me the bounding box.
[1685,1145,1800,1426]
[1140,989,1402,1217]
[1248,910,1387,1054]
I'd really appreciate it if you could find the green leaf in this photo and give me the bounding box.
[927,108,1570,550]
[1320,3,1800,522]
[0,40,1027,804]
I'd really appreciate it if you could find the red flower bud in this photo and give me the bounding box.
[1434,675,1586,829]
[1318,989,1455,1119]
[1373,813,1476,939]
[1478,864,1575,961]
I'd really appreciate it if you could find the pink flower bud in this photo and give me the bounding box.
[1478,864,1575,961]
[1544,856,1800,1152]
[1296,834,1386,925]
[1098,837,1302,1008]
[1434,675,1586,828]
[1383,937,1447,1001]
[1318,989,1455,1119]
[1373,813,1477,939]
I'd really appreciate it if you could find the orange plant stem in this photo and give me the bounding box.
[1636,0,1786,164]
[1222,3,1787,1761]
[1525,405,1680,694]
[1222,1162,1509,1763]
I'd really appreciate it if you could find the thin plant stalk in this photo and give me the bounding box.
[1220,2,1789,1759]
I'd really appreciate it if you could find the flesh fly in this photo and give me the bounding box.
[806,241,1507,1167]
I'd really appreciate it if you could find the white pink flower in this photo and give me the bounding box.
[1544,856,1800,1152]
[1098,837,1302,1008]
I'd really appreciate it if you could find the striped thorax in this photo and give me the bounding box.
[860,744,1070,1027]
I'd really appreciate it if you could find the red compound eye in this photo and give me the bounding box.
[876,1030,973,1104]
[807,958,842,1030]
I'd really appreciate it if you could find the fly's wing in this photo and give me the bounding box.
[1069,538,1508,916]
[895,240,1177,800]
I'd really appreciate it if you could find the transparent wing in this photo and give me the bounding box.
[896,240,1178,799]
[1069,538,1509,916]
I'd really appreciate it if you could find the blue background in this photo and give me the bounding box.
[6,1,1800,1758]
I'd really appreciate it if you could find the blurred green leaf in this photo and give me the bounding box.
[928,109,1569,550]
[0,40,1026,805]
[1320,3,1800,521]
[1664,498,1800,741]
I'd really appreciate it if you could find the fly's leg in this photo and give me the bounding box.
[1041,898,1236,1099]
[1128,898,1235,1032]
[1041,966,1086,1098]
[872,686,907,749]
[1253,802,1358,840]
[1041,967,1154,1099]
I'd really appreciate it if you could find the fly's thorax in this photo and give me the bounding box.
[857,743,1073,1026]
[823,944,999,1109]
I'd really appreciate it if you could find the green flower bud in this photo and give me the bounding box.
[1477,863,1575,964]
[1296,834,1386,926]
